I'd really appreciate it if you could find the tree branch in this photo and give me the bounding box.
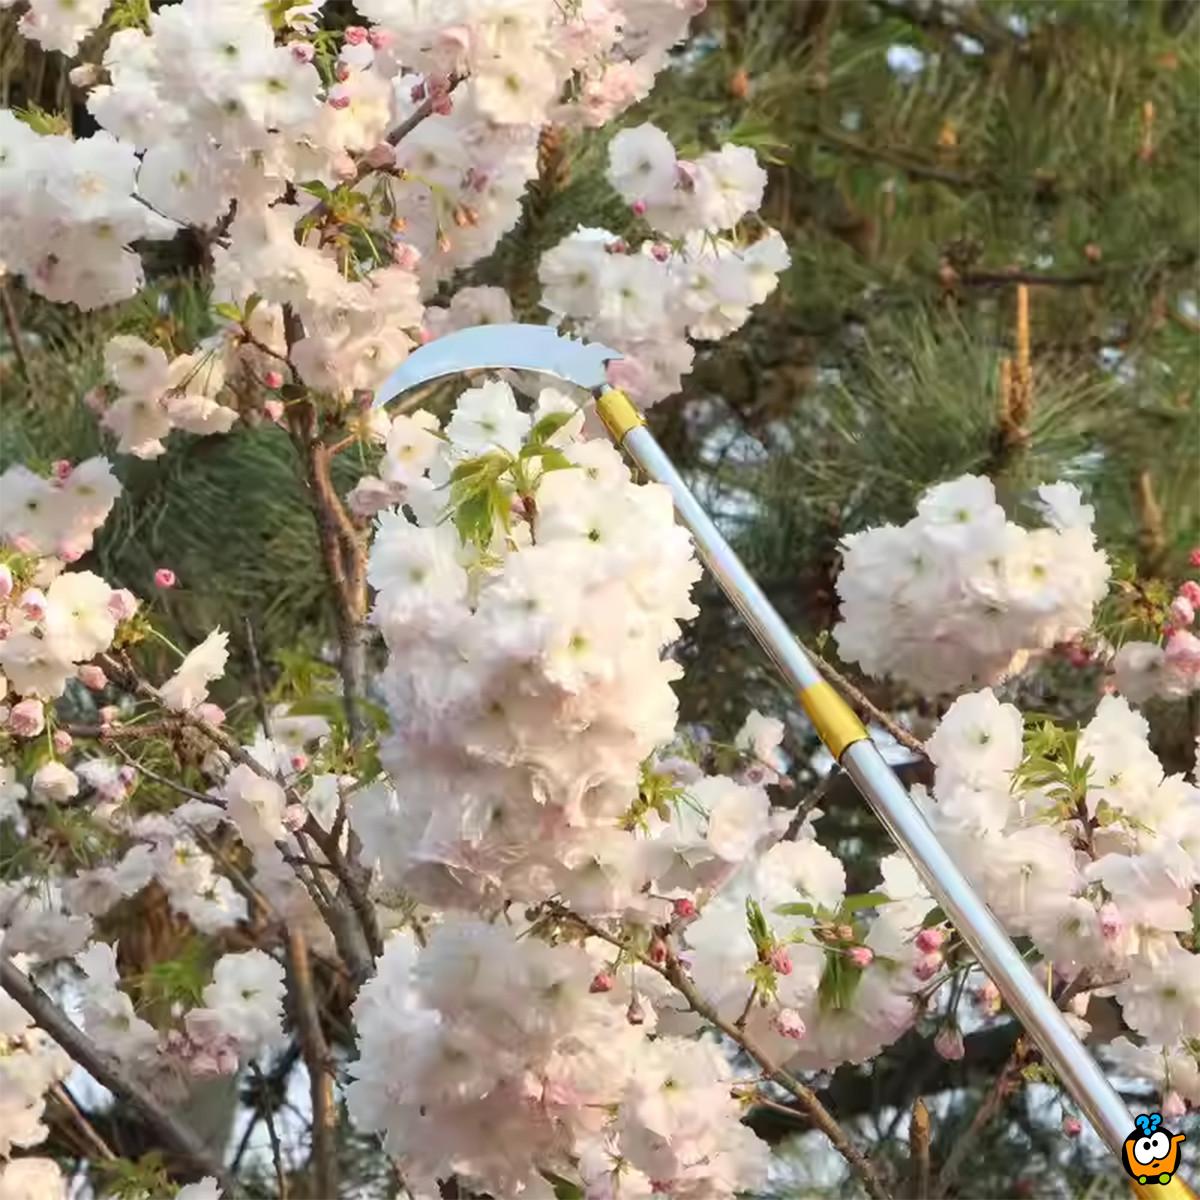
[0,956,232,1193]
[286,928,338,1200]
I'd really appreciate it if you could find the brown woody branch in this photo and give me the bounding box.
[0,957,232,1192]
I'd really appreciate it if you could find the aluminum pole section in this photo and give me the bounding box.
[595,389,1136,1158]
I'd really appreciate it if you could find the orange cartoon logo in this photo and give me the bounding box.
[1123,1113,1187,1187]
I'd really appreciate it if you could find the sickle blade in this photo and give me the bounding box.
[373,323,620,408]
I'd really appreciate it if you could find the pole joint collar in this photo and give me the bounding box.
[596,390,645,443]
[798,681,869,760]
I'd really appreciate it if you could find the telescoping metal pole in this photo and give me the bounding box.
[593,388,1154,1167]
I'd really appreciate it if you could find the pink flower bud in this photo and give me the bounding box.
[78,664,107,691]
[913,954,941,982]
[916,927,946,953]
[848,946,874,969]
[431,93,454,115]
[98,705,120,727]
[1190,547,1200,568]
[589,971,615,994]
[631,199,647,216]
[1062,1116,1082,1138]
[58,542,85,564]
[368,27,392,49]
[290,752,309,773]
[1162,1090,1186,1121]
[934,1026,965,1061]
[264,370,284,389]
[52,729,73,754]
[290,41,315,63]
[626,997,646,1025]
[263,399,285,423]
[51,460,73,481]
[975,979,1001,1014]
[20,588,47,621]
[649,936,667,964]
[1179,580,1200,608]
[0,564,12,599]
[328,91,351,109]
[650,242,670,262]
[773,1007,806,1040]
[194,702,226,727]
[8,698,45,738]
[82,386,108,413]
[1099,902,1123,941]
[283,803,308,832]
[391,243,421,271]
[418,325,435,344]
[108,589,139,621]
[1169,595,1195,628]
[768,946,792,976]
[410,81,427,102]
[154,567,177,589]
[335,62,351,82]
[364,141,397,169]
[672,897,697,920]
[344,25,368,44]
[1165,628,1200,672]
[1065,641,1091,668]
[117,764,137,788]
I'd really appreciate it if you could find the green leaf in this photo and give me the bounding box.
[213,302,242,323]
[839,892,890,914]
[921,906,947,929]
[775,901,817,919]
[527,410,577,445]
[243,293,262,322]
[14,104,71,136]
[530,447,575,473]
[818,948,866,1012]
[745,897,770,947]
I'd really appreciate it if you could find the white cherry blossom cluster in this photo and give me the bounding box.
[918,688,1200,1110]
[834,476,1111,695]
[351,381,800,917]
[0,114,175,311]
[347,917,769,1200]
[538,123,790,406]
[0,457,121,560]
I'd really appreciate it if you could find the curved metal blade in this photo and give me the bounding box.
[374,324,621,408]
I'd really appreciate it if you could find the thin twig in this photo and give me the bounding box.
[1,280,29,378]
[286,928,338,1200]
[252,1061,289,1200]
[909,1097,932,1199]
[0,956,232,1192]
[807,647,926,757]
[109,741,223,806]
[783,768,841,840]
[51,1083,117,1161]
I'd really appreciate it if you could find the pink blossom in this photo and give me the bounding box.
[263,400,285,423]
[631,199,647,216]
[344,25,368,44]
[625,997,645,1025]
[391,243,421,271]
[1062,1116,1082,1137]
[1162,1090,1186,1121]
[108,589,139,621]
[916,927,946,953]
[52,729,73,754]
[1169,595,1195,628]
[82,386,108,413]
[194,702,226,726]
[20,588,47,621]
[328,91,351,110]
[1099,902,1123,941]
[283,804,308,832]
[78,664,107,691]
[1190,548,1200,568]
[934,1026,965,1061]
[589,971,615,994]
[848,946,874,969]
[264,370,284,389]
[290,752,308,773]
[8,698,46,738]
[98,705,120,726]
[772,1007,806,1040]
[368,28,392,49]
[117,764,137,788]
[768,945,792,975]
[51,459,73,481]
[650,242,671,262]
[10,535,34,555]
[974,979,1001,1014]
[1165,629,1200,672]
[672,897,697,920]
[154,567,177,589]
[1179,580,1200,608]
[364,142,396,170]
[290,41,315,63]
[913,954,941,982]
[648,936,667,964]
[0,564,11,599]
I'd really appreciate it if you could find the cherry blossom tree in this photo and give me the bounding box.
[0,2,1198,1199]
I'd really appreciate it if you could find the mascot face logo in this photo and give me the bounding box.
[1123,1113,1187,1186]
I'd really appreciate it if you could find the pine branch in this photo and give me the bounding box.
[0,956,232,1193]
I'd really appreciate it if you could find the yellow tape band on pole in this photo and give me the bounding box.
[1130,1176,1196,1200]
[798,681,869,760]
[595,389,645,443]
